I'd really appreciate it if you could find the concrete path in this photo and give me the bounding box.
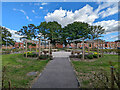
[52,50,71,57]
[32,51,78,88]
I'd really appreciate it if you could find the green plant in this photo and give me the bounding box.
[87,55,93,59]
[78,55,82,58]
[84,55,88,59]
[38,55,50,60]
[93,54,97,58]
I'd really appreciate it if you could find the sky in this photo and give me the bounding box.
[1,2,119,42]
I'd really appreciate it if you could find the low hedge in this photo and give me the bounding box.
[87,55,93,59]
[93,54,97,58]
[69,54,101,59]
[24,52,38,57]
[38,55,53,60]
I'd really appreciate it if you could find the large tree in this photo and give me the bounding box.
[37,21,48,39]
[46,21,62,45]
[63,22,90,45]
[17,24,37,40]
[0,26,15,46]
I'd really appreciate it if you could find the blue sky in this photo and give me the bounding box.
[2,2,119,42]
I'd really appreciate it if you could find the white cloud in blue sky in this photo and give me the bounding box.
[39,7,43,9]
[2,2,119,42]
[13,8,32,21]
[44,2,119,36]
[41,3,48,5]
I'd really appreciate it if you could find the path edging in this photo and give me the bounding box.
[68,57,80,88]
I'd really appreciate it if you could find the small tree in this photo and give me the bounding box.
[0,26,15,46]
[16,24,37,40]
[89,25,105,48]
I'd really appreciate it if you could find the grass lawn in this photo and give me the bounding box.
[2,53,49,88]
[71,54,119,88]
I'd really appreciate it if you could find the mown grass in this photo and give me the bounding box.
[71,54,119,88]
[2,53,49,88]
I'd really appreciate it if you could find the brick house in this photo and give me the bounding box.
[14,42,24,48]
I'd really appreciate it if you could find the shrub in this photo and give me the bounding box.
[78,55,82,58]
[84,55,88,59]
[94,52,98,54]
[24,52,38,57]
[69,55,75,58]
[99,54,101,57]
[38,55,52,60]
[87,55,93,59]
[93,54,97,58]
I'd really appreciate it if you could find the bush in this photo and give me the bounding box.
[99,54,101,57]
[93,54,97,58]
[69,55,75,58]
[87,55,93,59]
[84,55,88,59]
[38,55,49,60]
[78,55,82,58]
[38,55,53,60]
[24,52,38,57]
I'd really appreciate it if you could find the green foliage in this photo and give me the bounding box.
[24,52,38,57]
[38,55,53,60]
[46,21,62,45]
[87,55,93,59]
[17,24,37,40]
[0,26,15,46]
[89,25,105,40]
[37,21,48,39]
[63,21,90,41]
[93,54,98,58]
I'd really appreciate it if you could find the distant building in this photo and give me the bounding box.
[14,42,24,48]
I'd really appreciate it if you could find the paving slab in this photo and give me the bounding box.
[31,56,78,88]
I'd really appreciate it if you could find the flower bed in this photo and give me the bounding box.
[70,52,101,59]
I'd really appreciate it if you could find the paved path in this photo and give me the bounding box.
[32,51,78,88]
[52,50,71,57]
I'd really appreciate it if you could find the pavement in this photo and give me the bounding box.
[31,51,78,88]
[52,50,71,57]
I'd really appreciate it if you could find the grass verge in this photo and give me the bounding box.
[71,54,119,88]
[2,53,49,88]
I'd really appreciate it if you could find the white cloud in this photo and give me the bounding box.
[45,5,99,26]
[19,9,26,15]
[45,2,119,35]
[45,2,118,27]
[39,7,43,9]
[98,2,118,18]
[32,10,35,13]
[94,20,119,34]
[13,8,32,21]
[41,3,48,5]
[2,26,25,42]
[26,16,32,21]
[13,8,26,15]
